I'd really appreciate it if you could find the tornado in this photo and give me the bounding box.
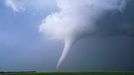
[39,0,130,69]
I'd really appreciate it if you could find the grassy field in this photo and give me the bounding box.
[0,72,134,75]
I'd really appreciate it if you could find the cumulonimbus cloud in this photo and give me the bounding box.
[39,0,133,69]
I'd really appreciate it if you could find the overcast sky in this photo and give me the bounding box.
[0,0,134,72]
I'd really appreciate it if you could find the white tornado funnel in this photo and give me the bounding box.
[57,38,75,69]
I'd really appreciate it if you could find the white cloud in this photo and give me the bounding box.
[5,0,26,12]
[5,0,57,12]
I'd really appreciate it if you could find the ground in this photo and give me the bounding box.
[0,72,134,75]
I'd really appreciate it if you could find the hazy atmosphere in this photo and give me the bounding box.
[0,0,134,72]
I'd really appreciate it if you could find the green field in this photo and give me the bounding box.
[0,72,134,75]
